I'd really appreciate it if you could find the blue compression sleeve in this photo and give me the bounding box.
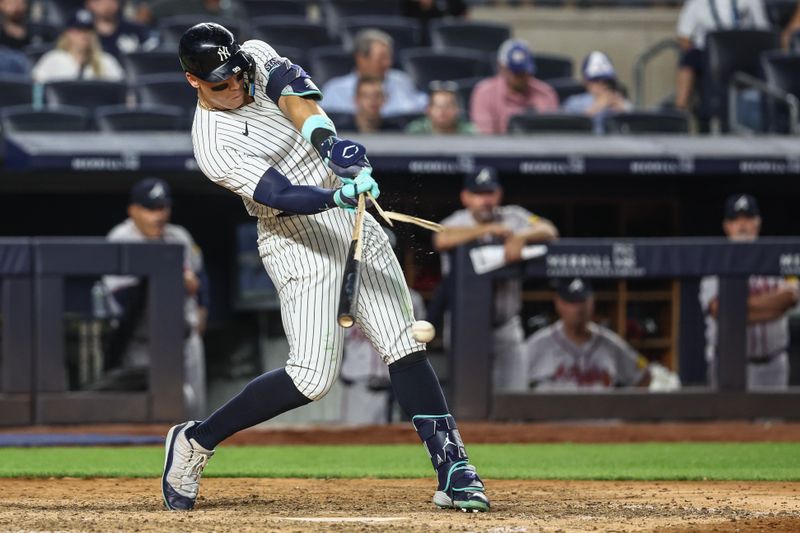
[252,167,337,215]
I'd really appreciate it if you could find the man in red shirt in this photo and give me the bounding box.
[470,39,559,134]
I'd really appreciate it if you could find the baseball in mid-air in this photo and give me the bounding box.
[411,320,436,343]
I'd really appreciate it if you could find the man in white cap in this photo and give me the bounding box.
[562,51,631,134]
[470,38,558,134]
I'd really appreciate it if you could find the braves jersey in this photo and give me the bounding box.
[699,275,791,361]
[525,320,645,391]
[440,205,538,324]
[191,39,338,223]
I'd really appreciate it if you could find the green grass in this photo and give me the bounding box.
[1,443,799,480]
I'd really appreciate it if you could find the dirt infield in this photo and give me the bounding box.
[0,478,798,532]
[4,421,800,444]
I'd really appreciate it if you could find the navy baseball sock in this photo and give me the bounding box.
[186,368,310,450]
[388,351,448,417]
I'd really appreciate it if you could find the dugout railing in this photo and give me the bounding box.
[447,237,800,420]
[0,239,185,425]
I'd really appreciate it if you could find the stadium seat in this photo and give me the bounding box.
[45,80,128,112]
[430,21,511,55]
[535,54,574,81]
[242,0,308,18]
[23,42,53,66]
[123,51,181,81]
[252,16,337,50]
[761,51,800,132]
[45,0,84,26]
[342,16,421,53]
[158,15,243,46]
[28,22,61,44]
[308,46,353,86]
[450,76,483,119]
[400,47,491,91]
[322,0,403,35]
[94,104,185,132]
[507,113,594,134]
[603,111,690,134]
[1,104,91,132]
[548,77,586,104]
[703,29,781,130]
[0,76,33,107]
[136,74,197,126]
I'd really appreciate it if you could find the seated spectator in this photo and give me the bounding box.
[406,80,475,134]
[138,0,246,25]
[0,0,31,50]
[402,0,467,45]
[321,29,427,117]
[675,0,768,112]
[334,77,406,133]
[526,278,651,391]
[470,39,559,134]
[0,44,30,75]
[562,51,631,134]
[85,0,159,61]
[32,9,124,83]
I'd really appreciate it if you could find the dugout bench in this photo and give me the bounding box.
[448,237,800,421]
[0,239,185,425]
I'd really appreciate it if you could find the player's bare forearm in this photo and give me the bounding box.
[518,219,559,243]
[747,289,798,323]
[709,289,798,323]
[279,95,327,132]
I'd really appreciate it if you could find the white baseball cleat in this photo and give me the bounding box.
[162,421,214,511]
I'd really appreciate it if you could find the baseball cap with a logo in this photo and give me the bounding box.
[556,277,594,302]
[464,167,501,193]
[497,39,536,76]
[131,178,172,209]
[582,51,617,82]
[724,194,760,220]
[67,9,95,31]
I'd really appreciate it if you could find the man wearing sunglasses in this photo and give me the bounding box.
[161,23,490,515]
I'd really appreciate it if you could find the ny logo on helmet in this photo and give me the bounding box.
[217,46,231,61]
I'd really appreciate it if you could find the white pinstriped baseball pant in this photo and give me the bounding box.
[257,208,424,400]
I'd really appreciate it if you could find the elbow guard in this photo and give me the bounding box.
[265,58,322,105]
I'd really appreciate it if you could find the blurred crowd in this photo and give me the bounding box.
[2,0,800,134]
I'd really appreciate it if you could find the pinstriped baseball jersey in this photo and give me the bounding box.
[190,39,423,400]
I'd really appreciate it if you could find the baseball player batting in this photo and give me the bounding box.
[160,23,489,513]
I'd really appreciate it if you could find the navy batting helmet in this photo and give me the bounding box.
[179,22,254,83]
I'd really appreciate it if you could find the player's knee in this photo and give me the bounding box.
[388,350,427,373]
[286,365,337,401]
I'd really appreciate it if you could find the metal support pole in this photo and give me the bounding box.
[449,246,493,419]
[716,277,748,391]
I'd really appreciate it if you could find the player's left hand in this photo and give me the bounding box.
[323,137,371,178]
[333,169,380,210]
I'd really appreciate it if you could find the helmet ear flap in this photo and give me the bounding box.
[241,50,257,96]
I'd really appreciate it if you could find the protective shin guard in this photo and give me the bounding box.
[412,414,489,511]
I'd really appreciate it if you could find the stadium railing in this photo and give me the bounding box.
[447,238,800,420]
[0,239,186,426]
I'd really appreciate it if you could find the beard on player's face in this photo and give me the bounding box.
[188,73,247,110]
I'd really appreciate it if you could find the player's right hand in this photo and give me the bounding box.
[333,169,380,210]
